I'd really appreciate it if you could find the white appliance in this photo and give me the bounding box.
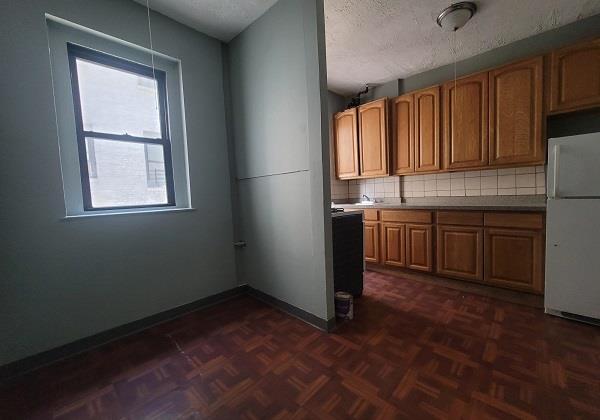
[545,133,600,324]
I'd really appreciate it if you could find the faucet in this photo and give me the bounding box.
[362,194,372,202]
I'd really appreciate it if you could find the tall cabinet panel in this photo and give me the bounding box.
[414,87,441,172]
[358,99,388,177]
[391,95,414,174]
[443,72,489,169]
[334,108,359,179]
[489,57,544,166]
[549,38,600,113]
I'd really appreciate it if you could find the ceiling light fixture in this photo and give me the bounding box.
[436,2,477,32]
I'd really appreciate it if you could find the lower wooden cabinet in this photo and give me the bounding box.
[406,224,433,272]
[484,228,544,293]
[364,221,380,263]
[364,209,544,295]
[436,225,483,281]
[381,223,406,267]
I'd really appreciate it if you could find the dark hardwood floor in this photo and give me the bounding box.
[1,271,599,419]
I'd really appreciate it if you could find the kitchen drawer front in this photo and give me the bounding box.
[363,209,379,221]
[436,211,483,226]
[484,212,544,229]
[381,210,433,224]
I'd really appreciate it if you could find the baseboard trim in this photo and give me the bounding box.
[0,284,249,383]
[247,287,336,332]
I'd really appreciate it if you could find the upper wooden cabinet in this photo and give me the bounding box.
[549,38,600,114]
[358,98,388,177]
[333,108,359,179]
[414,86,441,172]
[489,57,544,166]
[443,72,489,170]
[391,94,414,175]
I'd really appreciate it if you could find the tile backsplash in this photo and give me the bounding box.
[332,166,547,201]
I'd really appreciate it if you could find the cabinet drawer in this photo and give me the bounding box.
[484,212,544,229]
[363,209,379,221]
[436,211,483,226]
[381,210,433,224]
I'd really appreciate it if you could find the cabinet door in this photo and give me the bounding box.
[381,223,405,267]
[550,38,600,113]
[391,94,414,174]
[443,72,489,169]
[358,99,388,177]
[489,57,544,166]
[364,222,380,263]
[334,108,359,179]
[484,228,544,294]
[414,86,441,172]
[405,224,433,272]
[436,225,483,281]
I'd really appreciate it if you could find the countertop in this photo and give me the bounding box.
[332,196,546,212]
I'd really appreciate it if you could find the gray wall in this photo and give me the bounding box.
[0,0,236,365]
[227,0,334,321]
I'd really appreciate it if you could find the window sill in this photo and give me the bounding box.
[62,207,196,220]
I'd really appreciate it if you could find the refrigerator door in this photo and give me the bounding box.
[547,133,600,198]
[545,199,600,319]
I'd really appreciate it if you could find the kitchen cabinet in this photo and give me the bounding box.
[364,208,544,295]
[333,108,359,179]
[358,98,388,177]
[549,37,600,114]
[414,86,441,172]
[437,225,483,281]
[391,94,414,174]
[406,224,433,272]
[443,72,489,169]
[381,223,406,267]
[489,57,544,166]
[364,221,380,263]
[484,212,544,294]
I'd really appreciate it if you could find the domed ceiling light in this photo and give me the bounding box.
[436,2,477,32]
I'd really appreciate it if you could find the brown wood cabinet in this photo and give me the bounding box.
[381,223,406,267]
[358,99,388,177]
[414,86,441,172]
[391,94,414,174]
[443,72,489,170]
[549,37,600,114]
[489,57,544,166]
[436,225,483,281]
[406,224,433,272]
[484,228,544,293]
[365,209,544,295]
[364,221,380,263]
[333,108,359,179]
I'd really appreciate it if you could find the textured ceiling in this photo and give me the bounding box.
[133,0,278,42]
[325,0,600,95]
[136,0,600,96]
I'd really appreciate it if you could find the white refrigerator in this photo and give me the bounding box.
[545,132,600,323]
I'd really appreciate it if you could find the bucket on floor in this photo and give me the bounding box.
[335,291,353,320]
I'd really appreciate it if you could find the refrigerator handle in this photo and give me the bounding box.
[550,144,560,198]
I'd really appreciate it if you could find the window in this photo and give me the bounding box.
[67,43,175,210]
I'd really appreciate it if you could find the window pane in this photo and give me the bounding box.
[76,58,161,137]
[86,138,168,208]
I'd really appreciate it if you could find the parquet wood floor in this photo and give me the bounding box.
[1,271,599,419]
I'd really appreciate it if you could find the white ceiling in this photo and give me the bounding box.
[137,0,600,96]
[325,0,600,95]
[134,0,278,42]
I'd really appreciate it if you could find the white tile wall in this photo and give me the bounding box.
[331,165,546,201]
[401,165,546,198]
